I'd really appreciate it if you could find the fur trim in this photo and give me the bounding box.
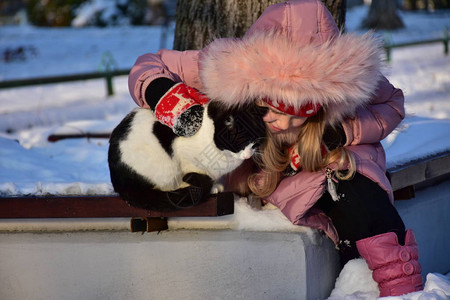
[199,31,383,123]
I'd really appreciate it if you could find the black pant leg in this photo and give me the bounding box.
[315,172,406,266]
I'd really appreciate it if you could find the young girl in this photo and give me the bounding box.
[127,0,423,296]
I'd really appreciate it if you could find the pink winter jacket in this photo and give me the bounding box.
[128,0,405,243]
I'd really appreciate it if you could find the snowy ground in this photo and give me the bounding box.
[0,4,449,299]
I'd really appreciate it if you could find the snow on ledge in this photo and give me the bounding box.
[168,198,310,233]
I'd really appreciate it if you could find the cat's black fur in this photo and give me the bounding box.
[108,101,266,211]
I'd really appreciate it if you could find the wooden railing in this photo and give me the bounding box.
[0,193,235,232]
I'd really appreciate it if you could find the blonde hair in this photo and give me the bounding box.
[249,109,356,197]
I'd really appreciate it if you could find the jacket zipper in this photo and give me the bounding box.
[326,168,340,201]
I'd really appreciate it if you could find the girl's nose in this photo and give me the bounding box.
[276,116,291,130]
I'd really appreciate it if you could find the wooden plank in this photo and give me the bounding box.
[0,193,234,219]
[388,151,450,191]
[47,133,111,142]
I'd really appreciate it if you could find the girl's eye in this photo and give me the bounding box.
[269,108,284,115]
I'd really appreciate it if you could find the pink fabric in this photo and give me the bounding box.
[343,76,405,145]
[127,0,405,242]
[356,230,423,297]
[267,170,327,223]
[128,50,201,108]
[244,0,339,46]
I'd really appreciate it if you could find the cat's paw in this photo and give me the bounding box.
[210,183,224,194]
[183,173,213,187]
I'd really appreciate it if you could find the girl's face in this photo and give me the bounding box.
[261,105,307,134]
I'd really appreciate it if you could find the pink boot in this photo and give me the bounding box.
[356,229,423,297]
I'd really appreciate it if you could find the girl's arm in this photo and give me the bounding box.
[128,49,201,108]
[342,76,405,146]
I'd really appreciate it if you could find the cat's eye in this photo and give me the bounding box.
[224,116,234,129]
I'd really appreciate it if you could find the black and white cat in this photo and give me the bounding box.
[108,101,267,211]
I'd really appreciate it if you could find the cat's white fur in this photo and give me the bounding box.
[119,106,255,192]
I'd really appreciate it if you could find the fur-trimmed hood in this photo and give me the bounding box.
[198,0,383,123]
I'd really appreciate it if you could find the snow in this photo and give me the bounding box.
[329,259,450,300]
[71,0,130,27]
[0,4,449,299]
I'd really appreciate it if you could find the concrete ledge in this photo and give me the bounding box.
[0,199,341,299]
[0,181,448,300]
[395,179,450,276]
[0,229,339,300]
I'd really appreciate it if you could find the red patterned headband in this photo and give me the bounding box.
[262,98,322,117]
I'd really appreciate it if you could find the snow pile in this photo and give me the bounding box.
[328,259,381,300]
[328,259,450,300]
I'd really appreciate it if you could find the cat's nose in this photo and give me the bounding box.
[241,144,255,159]
[243,150,253,159]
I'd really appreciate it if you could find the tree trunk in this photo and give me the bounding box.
[173,0,346,51]
[362,0,404,30]
[322,0,346,32]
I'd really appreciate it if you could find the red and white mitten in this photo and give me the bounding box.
[145,79,209,136]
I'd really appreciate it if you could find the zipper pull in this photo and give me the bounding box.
[326,168,340,201]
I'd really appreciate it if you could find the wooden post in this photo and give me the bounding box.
[443,27,449,55]
[106,72,114,96]
[99,51,118,96]
[385,45,392,62]
[384,34,392,62]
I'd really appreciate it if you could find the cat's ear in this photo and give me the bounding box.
[253,104,269,117]
[173,105,204,136]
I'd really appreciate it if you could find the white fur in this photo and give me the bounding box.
[119,106,252,192]
[173,106,252,179]
[119,109,182,191]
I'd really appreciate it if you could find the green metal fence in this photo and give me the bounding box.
[383,27,449,62]
[0,69,130,96]
[0,51,129,96]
